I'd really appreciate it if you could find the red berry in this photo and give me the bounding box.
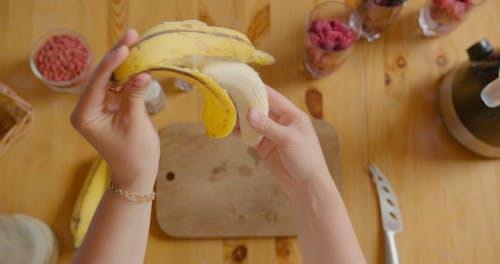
[35,33,89,82]
[311,19,332,33]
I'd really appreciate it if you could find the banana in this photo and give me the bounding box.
[113,20,275,82]
[112,20,275,141]
[70,157,109,250]
[202,62,268,146]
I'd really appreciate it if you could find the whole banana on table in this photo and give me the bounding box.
[70,158,109,250]
[113,20,275,146]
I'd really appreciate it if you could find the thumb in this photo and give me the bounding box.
[247,108,288,144]
[121,73,151,114]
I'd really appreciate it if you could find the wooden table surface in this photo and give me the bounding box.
[1,0,499,263]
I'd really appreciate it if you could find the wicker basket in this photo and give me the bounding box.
[0,82,34,156]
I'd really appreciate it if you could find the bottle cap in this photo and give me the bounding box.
[467,39,493,61]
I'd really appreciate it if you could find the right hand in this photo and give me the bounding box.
[247,85,332,194]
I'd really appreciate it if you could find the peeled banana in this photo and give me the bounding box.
[70,157,109,250]
[203,62,268,145]
[112,20,274,144]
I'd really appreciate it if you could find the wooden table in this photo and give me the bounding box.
[1,0,499,263]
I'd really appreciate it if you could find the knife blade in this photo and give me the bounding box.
[369,163,403,264]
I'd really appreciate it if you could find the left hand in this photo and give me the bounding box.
[71,29,159,192]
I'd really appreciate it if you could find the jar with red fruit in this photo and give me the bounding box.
[304,1,362,78]
[418,0,487,37]
[30,29,93,93]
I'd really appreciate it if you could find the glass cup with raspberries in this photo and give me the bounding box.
[418,0,487,37]
[304,1,362,78]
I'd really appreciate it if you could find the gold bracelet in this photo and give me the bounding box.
[109,182,156,203]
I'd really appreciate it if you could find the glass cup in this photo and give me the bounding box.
[304,1,362,78]
[30,29,93,93]
[357,0,408,42]
[418,0,486,37]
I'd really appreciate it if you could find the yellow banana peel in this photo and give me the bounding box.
[112,20,274,140]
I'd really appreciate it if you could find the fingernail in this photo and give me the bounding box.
[248,109,261,126]
[114,45,127,55]
[132,74,150,88]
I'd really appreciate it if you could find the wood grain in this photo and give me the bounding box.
[246,4,270,45]
[364,0,500,263]
[0,0,498,263]
[305,88,323,118]
[0,1,107,263]
[224,240,249,263]
[198,0,216,26]
[107,0,129,47]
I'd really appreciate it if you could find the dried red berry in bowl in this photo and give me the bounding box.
[30,29,93,93]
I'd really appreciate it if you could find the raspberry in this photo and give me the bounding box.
[308,19,356,51]
[309,32,321,46]
[311,19,332,34]
[431,0,472,20]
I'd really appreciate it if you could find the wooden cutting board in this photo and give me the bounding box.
[155,120,341,238]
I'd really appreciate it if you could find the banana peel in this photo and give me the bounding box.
[70,157,109,250]
[147,63,237,137]
[112,20,274,141]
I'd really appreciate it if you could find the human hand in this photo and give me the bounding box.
[247,85,331,194]
[71,29,159,192]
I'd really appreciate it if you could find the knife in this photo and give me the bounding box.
[369,164,403,264]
